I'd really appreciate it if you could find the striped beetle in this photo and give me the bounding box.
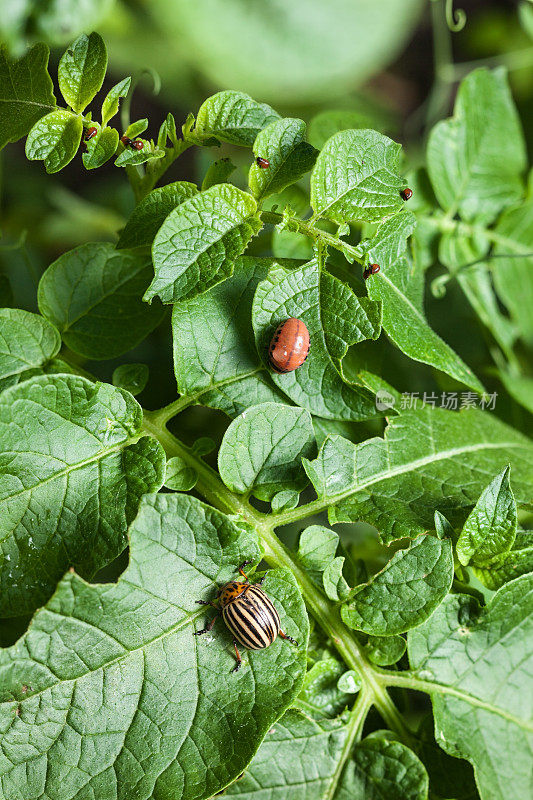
[194,561,298,672]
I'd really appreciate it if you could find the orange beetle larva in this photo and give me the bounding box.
[268,317,310,373]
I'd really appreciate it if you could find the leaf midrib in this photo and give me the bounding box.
[1,601,206,708]
[0,433,142,543]
[317,438,529,513]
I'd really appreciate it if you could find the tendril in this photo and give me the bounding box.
[444,0,466,33]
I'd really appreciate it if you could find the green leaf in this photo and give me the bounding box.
[164,455,198,491]
[25,108,83,173]
[456,466,517,567]
[337,736,429,800]
[491,199,533,344]
[271,489,299,513]
[408,574,533,800]
[323,556,351,602]
[0,492,308,799]
[0,308,61,393]
[114,141,166,167]
[364,634,406,666]
[112,363,149,396]
[58,32,107,113]
[297,525,340,588]
[252,259,380,421]
[472,546,533,590]
[299,658,352,718]
[124,118,148,138]
[101,75,131,126]
[310,129,406,223]
[337,669,362,694]
[172,256,286,417]
[249,117,318,199]
[434,510,456,541]
[302,407,533,543]
[218,402,315,501]
[364,212,484,392]
[38,242,165,359]
[497,369,533,415]
[202,157,236,190]
[0,374,165,616]
[341,535,453,635]
[0,43,56,151]
[117,181,198,249]
[222,710,349,797]
[427,68,526,224]
[118,181,198,249]
[147,183,262,304]
[82,124,119,169]
[195,90,280,146]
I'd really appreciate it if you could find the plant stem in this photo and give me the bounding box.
[260,210,366,267]
[141,412,414,742]
[323,686,373,800]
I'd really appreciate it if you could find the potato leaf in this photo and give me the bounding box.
[341,535,454,635]
[38,242,165,359]
[303,407,533,542]
[147,183,262,303]
[311,129,406,223]
[252,259,380,420]
[0,493,308,800]
[218,402,315,501]
[0,374,165,616]
[408,574,533,800]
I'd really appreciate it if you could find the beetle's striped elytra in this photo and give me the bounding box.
[194,561,298,672]
[268,317,310,374]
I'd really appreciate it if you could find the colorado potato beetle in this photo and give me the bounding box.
[194,561,297,672]
[268,317,310,373]
[400,187,413,201]
[256,156,270,168]
[363,263,380,280]
[84,127,98,141]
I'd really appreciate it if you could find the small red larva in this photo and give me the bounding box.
[84,127,98,141]
[131,139,144,151]
[256,157,270,168]
[400,187,413,201]
[120,135,133,146]
[363,263,380,280]
[268,318,310,373]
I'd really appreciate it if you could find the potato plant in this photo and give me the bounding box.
[0,30,532,800]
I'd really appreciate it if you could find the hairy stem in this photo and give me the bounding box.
[323,686,373,800]
[260,210,367,268]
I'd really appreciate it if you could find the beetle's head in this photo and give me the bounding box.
[217,580,247,607]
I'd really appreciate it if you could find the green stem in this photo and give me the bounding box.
[135,140,193,202]
[440,46,533,82]
[141,413,412,741]
[260,210,366,268]
[323,686,373,800]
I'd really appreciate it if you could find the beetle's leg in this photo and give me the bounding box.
[231,640,242,673]
[237,560,253,581]
[196,599,217,608]
[193,613,220,636]
[254,572,267,586]
[279,630,298,646]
